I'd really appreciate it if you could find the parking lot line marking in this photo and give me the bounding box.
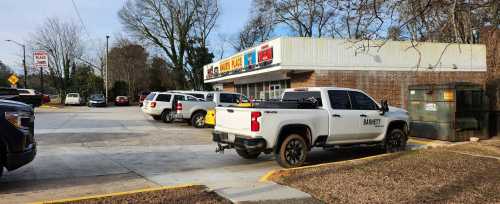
[31,184,196,204]
[259,153,393,182]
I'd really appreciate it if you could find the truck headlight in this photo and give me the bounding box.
[5,111,31,129]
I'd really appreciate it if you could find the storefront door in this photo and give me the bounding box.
[270,84,281,99]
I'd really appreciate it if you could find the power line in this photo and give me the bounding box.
[71,0,91,38]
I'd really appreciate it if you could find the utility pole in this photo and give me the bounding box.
[6,40,28,88]
[105,35,110,102]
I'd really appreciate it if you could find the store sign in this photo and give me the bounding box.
[258,45,273,66]
[230,55,243,71]
[33,50,49,68]
[220,60,231,73]
[244,50,257,70]
[205,65,220,80]
[205,43,275,80]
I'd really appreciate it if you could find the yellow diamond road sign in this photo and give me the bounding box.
[8,74,19,85]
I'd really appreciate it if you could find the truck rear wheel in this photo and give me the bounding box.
[236,149,260,159]
[161,110,174,123]
[275,134,308,168]
[191,111,206,128]
[384,128,407,153]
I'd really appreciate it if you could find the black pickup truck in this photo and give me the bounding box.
[0,87,43,107]
[0,99,36,177]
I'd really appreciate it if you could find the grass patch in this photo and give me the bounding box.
[270,141,500,204]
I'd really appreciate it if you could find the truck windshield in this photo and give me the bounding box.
[282,91,322,106]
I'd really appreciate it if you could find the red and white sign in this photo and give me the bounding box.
[33,50,49,68]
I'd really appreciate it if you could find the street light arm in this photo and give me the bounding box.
[5,39,25,47]
[75,57,100,69]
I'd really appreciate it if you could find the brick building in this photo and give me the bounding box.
[203,37,490,109]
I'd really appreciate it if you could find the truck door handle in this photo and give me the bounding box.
[227,109,234,113]
[360,114,367,117]
[332,114,341,118]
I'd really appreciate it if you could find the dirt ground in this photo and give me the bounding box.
[270,139,500,204]
[47,185,231,204]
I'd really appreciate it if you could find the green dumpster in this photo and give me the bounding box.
[408,82,490,142]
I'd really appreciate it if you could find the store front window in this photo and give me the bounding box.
[234,79,290,101]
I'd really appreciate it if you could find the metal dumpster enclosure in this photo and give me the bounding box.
[408,83,490,141]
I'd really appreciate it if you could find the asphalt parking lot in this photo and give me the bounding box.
[0,106,412,203]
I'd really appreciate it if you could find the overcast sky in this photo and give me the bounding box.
[0,0,251,73]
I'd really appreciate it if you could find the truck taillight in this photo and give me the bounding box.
[251,111,261,132]
[176,102,182,111]
[150,101,156,108]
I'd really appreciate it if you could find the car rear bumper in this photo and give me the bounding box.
[213,131,267,153]
[5,144,36,171]
[142,107,161,116]
[89,102,106,107]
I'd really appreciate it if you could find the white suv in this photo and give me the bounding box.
[141,92,200,123]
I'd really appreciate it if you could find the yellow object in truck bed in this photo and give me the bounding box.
[204,102,252,127]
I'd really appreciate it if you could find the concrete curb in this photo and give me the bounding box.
[259,153,392,182]
[31,184,195,204]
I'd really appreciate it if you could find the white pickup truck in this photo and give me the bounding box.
[213,87,410,168]
[176,92,248,128]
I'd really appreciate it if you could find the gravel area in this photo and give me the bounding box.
[51,185,231,204]
[270,141,500,204]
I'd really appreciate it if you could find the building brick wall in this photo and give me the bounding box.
[291,70,486,108]
[289,71,315,88]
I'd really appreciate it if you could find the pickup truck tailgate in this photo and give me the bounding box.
[215,107,252,133]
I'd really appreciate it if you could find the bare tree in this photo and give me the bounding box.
[325,0,396,39]
[119,0,219,89]
[186,0,220,90]
[274,0,334,37]
[396,0,499,43]
[191,0,219,48]
[30,17,84,97]
[232,0,276,51]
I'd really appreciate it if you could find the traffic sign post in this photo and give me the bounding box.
[33,50,49,94]
[8,74,19,88]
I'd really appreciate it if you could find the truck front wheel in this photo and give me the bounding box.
[385,128,407,153]
[275,134,308,168]
[236,149,260,159]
